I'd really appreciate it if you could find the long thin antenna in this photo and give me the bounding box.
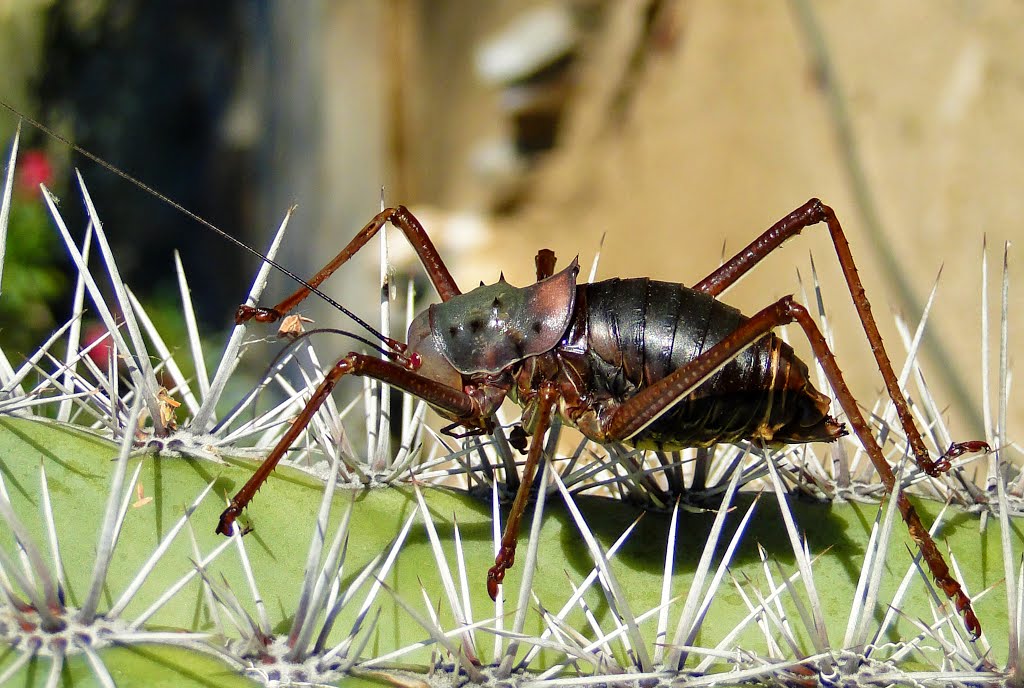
[0,100,395,348]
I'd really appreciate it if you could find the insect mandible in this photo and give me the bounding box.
[212,201,989,637]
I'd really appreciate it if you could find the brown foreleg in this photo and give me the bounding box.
[487,383,559,600]
[599,296,980,638]
[237,206,462,325]
[216,353,479,536]
[692,199,987,477]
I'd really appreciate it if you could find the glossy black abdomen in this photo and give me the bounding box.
[571,279,837,449]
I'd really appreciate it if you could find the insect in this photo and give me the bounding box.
[211,201,989,637]
[1,102,988,637]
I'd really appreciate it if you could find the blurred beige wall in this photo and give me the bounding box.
[2,0,1013,463]
[405,1,1020,454]
[315,0,1021,461]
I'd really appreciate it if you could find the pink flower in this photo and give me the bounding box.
[83,323,115,374]
[17,149,54,197]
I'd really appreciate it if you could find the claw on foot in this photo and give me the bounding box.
[216,505,241,536]
[922,439,990,477]
[487,544,516,600]
[941,439,990,463]
[936,566,983,639]
[235,304,282,325]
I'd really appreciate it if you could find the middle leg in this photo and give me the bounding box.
[487,383,559,600]
[535,248,558,281]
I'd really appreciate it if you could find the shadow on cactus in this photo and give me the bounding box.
[0,122,1022,687]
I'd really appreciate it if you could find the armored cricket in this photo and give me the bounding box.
[212,201,988,635]
[0,102,989,637]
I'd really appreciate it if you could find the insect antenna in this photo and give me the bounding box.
[0,100,398,351]
[259,328,407,387]
[279,328,407,362]
[240,326,404,433]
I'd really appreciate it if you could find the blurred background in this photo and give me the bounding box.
[0,0,1019,455]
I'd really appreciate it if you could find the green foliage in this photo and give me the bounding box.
[0,193,65,355]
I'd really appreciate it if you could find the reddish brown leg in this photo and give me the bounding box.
[216,352,481,536]
[487,383,559,600]
[599,296,981,638]
[535,249,557,281]
[693,199,987,477]
[237,206,461,325]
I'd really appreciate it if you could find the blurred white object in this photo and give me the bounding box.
[389,207,492,273]
[471,138,528,192]
[475,4,577,84]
